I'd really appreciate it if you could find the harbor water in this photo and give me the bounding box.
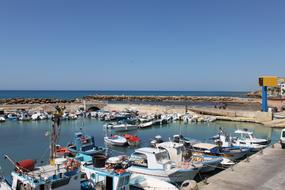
[0,119,281,176]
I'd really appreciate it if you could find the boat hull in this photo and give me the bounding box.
[104,137,127,146]
[112,125,139,132]
[127,166,200,183]
[196,156,222,173]
[130,174,178,190]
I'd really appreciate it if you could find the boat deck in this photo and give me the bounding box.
[28,164,68,179]
[199,144,285,190]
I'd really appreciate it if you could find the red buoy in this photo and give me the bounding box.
[123,134,140,146]
[16,160,35,171]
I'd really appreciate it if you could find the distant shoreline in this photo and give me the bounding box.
[0,90,249,100]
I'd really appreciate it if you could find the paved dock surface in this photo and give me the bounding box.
[199,144,285,190]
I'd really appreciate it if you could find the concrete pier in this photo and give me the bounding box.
[189,107,275,125]
[199,144,285,190]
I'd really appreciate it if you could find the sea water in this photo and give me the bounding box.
[0,118,281,175]
[0,90,248,99]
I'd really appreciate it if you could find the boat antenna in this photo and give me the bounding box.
[49,105,65,165]
[3,154,24,173]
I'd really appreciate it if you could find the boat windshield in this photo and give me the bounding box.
[239,133,253,140]
[130,152,148,167]
[155,151,170,164]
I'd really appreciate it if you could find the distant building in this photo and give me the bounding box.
[281,83,285,96]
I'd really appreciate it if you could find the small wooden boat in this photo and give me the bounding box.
[127,147,202,183]
[123,134,141,146]
[104,135,128,146]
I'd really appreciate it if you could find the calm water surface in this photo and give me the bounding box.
[0,90,248,99]
[0,119,281,175]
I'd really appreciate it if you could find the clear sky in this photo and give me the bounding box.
[0,0,285,91]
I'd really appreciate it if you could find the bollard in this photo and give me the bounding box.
[271,144,275,149]
[230,165,234,171]
[245,156,250,162]
[260,149,263,155]
[204,177,208,185]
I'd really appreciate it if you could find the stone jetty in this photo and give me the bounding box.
[0,98,76,105]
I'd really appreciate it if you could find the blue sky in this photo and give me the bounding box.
[0,0,285,91]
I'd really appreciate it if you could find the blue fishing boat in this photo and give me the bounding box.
[67,132,106,155]
[192,143,250,161]
[0,106,82,190]
[76,153,132,190]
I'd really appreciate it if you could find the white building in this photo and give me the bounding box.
[281,83,285,96]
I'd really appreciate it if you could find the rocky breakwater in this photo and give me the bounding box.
[84,95,255,104]
[0,98,76,105]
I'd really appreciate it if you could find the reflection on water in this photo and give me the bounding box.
[0,119,281,175]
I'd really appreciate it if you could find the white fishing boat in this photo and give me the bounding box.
[130,173,179,190]
[18,112,31,121]
[111,123,139,132]
[139,121,153,128]
[156,141,222,173]
[31,111,43,120]
[127,147,202,183]
[0,116,5,122]
[232,129,271,151]
[212,128,270,152]
[104,135,128,146]
[7,113,17,120]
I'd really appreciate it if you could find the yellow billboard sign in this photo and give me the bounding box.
[258,76,278,87]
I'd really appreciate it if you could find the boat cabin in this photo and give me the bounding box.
[156,142,184,162]
[77,154,131,190]
[129,147,172,170]
[234,129,255,140]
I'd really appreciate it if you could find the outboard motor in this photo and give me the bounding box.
[150,140,157,148]
[183,141,192,149]
[155,135,163,143]
[150,135,163,147]
[173,135,180,143]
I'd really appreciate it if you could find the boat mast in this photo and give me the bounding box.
[50,106,65,165]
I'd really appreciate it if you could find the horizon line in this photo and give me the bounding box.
[0,89,251,92]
